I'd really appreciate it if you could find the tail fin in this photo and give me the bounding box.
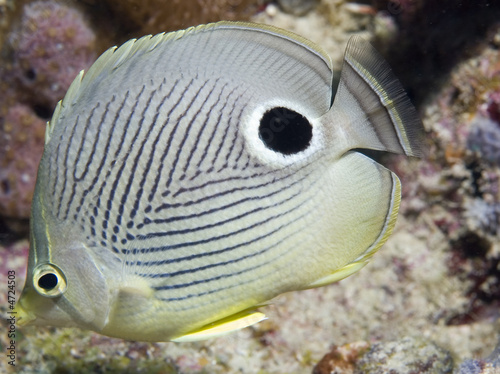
[327,36,424,158]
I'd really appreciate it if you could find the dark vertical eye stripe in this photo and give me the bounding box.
[26,22,423,339]
[39,23,345,321]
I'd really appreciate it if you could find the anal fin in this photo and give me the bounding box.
[171,309,266,343]
[171,309,266,342]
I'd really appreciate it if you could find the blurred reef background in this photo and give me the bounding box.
[1,0,500,373]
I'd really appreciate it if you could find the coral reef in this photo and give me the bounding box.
[0,0,97,225]
[276,0,320,15]
[386,22,500,327]
[0,0,15,49]
[0,240,28,306]
[456,360,498,374]
[99,0,263,38]
[312,341,370,374]
[253,0,374,70]
[314,337,500,374]
[372,0,500,105]
[7,0,96,109]
[464,198,500,236]
[356,337,454,374]
[467,117,500,166]
[0,104,45,220]
[456,336,500,374]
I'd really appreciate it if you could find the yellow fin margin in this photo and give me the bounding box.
[307,173,401,289]
[171,309,266,342]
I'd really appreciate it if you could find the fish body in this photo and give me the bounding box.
[16,22,423,342]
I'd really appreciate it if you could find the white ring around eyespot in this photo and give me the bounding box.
[243,99,324,168]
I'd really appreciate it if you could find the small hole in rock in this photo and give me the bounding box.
[33,104,53,120]
[452,231,491,258]
[25,68,36,81]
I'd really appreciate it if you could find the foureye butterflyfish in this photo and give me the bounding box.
[15,21,423,342]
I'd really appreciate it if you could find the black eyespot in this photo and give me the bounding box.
[258,107,313,155]
[38,273,58,290]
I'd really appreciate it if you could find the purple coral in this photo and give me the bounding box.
[0,1,97,222]
[0,104,45,219]
[467,116,500,165]
[8,0,96,108]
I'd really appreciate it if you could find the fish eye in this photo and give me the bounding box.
[39,273,58,289]
[33,263,67,298]
[258,107,313,155]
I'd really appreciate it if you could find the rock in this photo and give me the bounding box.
[276,0,320,16]
[356,337,454,374]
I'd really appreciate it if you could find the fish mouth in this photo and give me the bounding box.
[14,292,37,326]
[14,304,36,326]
